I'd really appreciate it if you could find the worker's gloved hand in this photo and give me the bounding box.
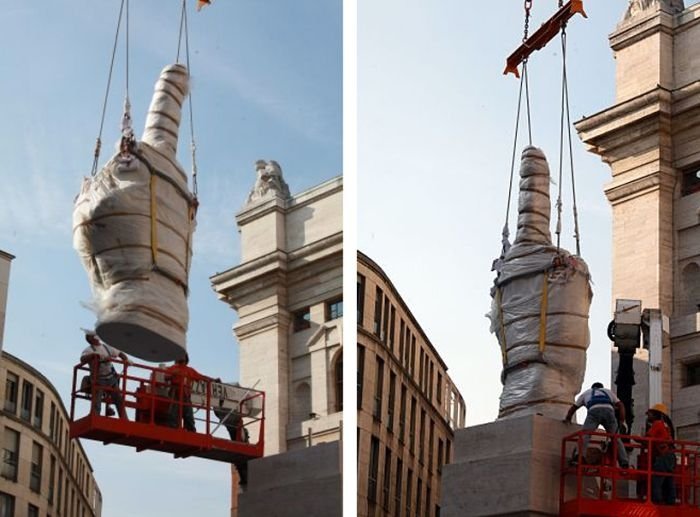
[619,423,628,435]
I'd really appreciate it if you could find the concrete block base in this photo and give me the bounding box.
[440,414,576,516]
[239,441,342,517]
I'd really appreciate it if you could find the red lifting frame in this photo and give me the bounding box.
[504,0,587,78]
[69,358,264,465]
[560,429,700,516]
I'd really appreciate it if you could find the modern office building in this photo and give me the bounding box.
[0,249,102,517]
[357,251,466,517]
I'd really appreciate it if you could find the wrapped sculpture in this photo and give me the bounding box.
[73,64,197,362]
[489,146,592,420]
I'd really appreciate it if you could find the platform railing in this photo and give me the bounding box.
[560,429,700,510]
[70,358,265,447]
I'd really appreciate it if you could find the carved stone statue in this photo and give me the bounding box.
[246,160,291,205]
[624,0,684,20]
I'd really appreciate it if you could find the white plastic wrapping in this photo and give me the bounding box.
[73,64,196,362]
[489,146,592,420]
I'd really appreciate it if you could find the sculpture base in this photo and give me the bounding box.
[97,320,184,362]
[440,414,577,516]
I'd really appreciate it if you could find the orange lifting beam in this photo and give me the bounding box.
[504,0,587,78]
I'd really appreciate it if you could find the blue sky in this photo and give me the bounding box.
[359,2,626,426]
[0,1,341,516]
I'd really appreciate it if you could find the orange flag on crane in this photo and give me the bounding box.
[197,0,212,11]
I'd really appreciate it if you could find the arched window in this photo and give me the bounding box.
[294,382,311,422]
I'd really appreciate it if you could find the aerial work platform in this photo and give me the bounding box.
[560,430,700,516]
[69,358,264,465]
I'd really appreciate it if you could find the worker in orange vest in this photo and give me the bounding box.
[165,353,214,432]
[645,403,676,505]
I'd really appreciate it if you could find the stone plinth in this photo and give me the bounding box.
[440,414,575,517]
[239,441,342,517]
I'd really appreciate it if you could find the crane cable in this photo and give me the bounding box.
[176,0,199,201]
[554,16,582,256]
[91,0,126,176]
[501,0,534,256]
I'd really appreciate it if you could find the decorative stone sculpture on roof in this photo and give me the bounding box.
[624,0,684,20]
[245,160,291,205]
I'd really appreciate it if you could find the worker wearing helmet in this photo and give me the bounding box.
[165,353,211,432]
[80,329,129,419]
[564,382,629,468]
[644,403,676,504]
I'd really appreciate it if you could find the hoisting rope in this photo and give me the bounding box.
[120,0,134,161]
[501,0,534,256]
[91,0,126,176]
[554,18,582,255]
[176,0,200,201]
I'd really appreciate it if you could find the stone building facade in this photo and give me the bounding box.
[576,0,700,439]
[357,251,465,517]
[0,352,103,517]
[211,165,343,456]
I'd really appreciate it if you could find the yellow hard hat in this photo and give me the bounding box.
[647,403,670,417]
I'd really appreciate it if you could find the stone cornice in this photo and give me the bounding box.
[287,232,343,267]
[235,196,286,226]
[604,169,675,204]
[234,312,291,339]
[210,250,287,294]
[0,250,15,261]
[235,175,342,226]
[575,87,672,161]
[612,8,676,51]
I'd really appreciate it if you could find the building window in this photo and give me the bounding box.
[368,436,380,503]
[325,298,343,321]
[405,469,413,517]
[436,373,443,404]
[4,372,18,414]
[388,306,396,351]
[398,385,407,444]
[334,354,343,412]
[373,357,384,420]
[374,287,383,337]
[409,397,417,454]
[426,487,432,517]
[382,447,391,510]
[410,337,416,377]
[394,458,403,516]
[428,420,435,472]
[437,439,444,473]
[292,307,311,332]
[387,372,396,433]
[0,493,15,517]
[2,428,19,481]
[685,361,700,387]
[30,442,43,493]
[428,362,434,401]
[416,478,423,516]
[419,409,426,464]
[48,455,56,505]
[57,468,63,511]
[382,296,390,343]
[682,166,700,196]
[399,321,405,362]
[34,389,44,429]
[357,274,366,326]
[446,439,452,465]
[357,345,365,410]
[49,402,57,442]
[28,504,39,517]
[20,381,33,421]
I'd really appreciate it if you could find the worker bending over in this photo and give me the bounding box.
[564,382,629,468]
